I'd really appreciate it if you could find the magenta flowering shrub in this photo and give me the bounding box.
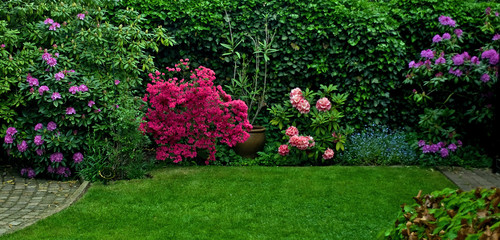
[140,60,252,164]
[404,9,499,146]
[269,85,351,164]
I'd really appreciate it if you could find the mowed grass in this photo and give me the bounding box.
[1,166,455,240]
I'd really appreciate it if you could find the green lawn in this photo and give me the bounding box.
[1,166,455,240]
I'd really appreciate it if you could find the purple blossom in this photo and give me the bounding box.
[438,142,446,148]
[440,148,449,158]
[493,34,500,41]
[69,86,79,94]
[409,61,416,68]
[435,57,446,65]
[39,85,49,95]
[34,135,44,146]
[56,166,71,177]
[4,135,13,144]
[73,152,84,163]
[46,57,57,67]
[50,152,64,163]
[42,52,52,61]
[21,168,36,179]
[454,29,463,38]
[438,16,456,27]
[47,121,57,131]
[481,74,490,83]
[47,166,55,173]
[457,140,463,147]
[422,145,431,153]
[481,49,499,65]
[44,18,54,25]
[442,33,451,40]
[36,149,44,156]
[77,13,85,20]
[34,123,44,131]
[452,54,464,65]
[66,107,76,115]
[429,144,440,153]
[54,72,65,80]
[17,140,28,152]
[88,100,95,107]
[418,140,426,147]
[448,143,457,152]
[421,49,434,59]
[471,56,480,65]
[49,22,60,31]
[78,84,88,92]
[115,79,120,85]
[51,92,61,101]
[6,127,17,136]
[27,75,39,87]
[449,68,463,77]
[432,34,442,43]
[496,12,499,17]
[1,44,5,48]
[486,7,491,15]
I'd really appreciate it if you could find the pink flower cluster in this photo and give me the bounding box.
[44,18,61,31]
[69,85,88,94]
[21,168,36,179]
[42,50,57,67]
[322,148,334,160]
[289,135,314,150]
[316,97,332,112]
[290,88,310,114]
[73,152,84,163]
[27,74,39,86]
[3,127,17,144]
[141,60,252,164]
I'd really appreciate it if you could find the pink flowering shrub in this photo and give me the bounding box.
[140,60,252,164]
[405,9,498,145]
[270,84,351,164]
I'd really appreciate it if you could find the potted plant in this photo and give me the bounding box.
[221,12,277,158]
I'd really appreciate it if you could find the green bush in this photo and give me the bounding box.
[381,188,500,239]
[0,0,173,180]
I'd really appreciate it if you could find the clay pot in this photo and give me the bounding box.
[233,126,266,158]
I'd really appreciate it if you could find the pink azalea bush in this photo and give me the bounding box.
[270,84,351,164]
[140,60,252,164]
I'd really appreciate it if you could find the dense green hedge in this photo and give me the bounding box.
[121,0,500,132]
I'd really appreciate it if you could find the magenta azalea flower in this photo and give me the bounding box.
[88,100,95,107]
[481,73,490,83]
[435,57,446,65]
[17,140,28,152]
[452,54,464,65]
[432,34,442,43]
[34,135,44,146]
[36,149,44,156]
[454,29,463,38]
[46,57,57,67]
[115,79,120,85]
[493,34,500,41]
[438,16,456,27]
[442,33,451,40]
[420,49,434,59]
[4,135,13,144]
[69,86,79,94]
[50,152,64,163]
[6,127,17,136]
[77,13,85,20]
[44,18,54,25]
[27,74,39,86]
[78,84,88,92]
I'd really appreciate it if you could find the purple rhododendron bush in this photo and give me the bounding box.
[140,60,252,164]
[1,0,173,180]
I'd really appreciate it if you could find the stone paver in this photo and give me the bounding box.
[438,166,500,191]
[0,166,89,236]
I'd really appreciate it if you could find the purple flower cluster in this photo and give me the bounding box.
[420,140,460,158]
[34,135,44,146]
[448,68,463,77]
[47,121,57,131]
[435,57,446,65]
[27,74,39,86]
[21,168,36,179]
[66,107,76,115]
[44,18,61,31]
[69,85,88,94]
[17,140,28,152]
[88,100,95,107]
[38,85,49,95]
[420,49,434,59]
[438,16,456,27]
[77,13,85,20]
[481,73,491,83]
[493,34,500,41]
[50,152,64,163]
[481,49,499,65]
[73,152,84,163]
[454,29,463,38]
[54,71,65,81]
[4,127,17,144]
[34,123,44,131]
[42,51,58,67]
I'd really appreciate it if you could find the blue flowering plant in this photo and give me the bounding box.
[404,9,499,145]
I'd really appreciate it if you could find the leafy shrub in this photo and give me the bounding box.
[404,11,498,145]
[381,188,500,239]
[269,85,351,165]
[140,60,252,164]
[337,125,417,166]
[1,0,173,179]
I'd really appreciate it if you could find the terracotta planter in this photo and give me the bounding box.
[234,126,266,158]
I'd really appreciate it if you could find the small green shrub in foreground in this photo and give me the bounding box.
[382,187,500,239]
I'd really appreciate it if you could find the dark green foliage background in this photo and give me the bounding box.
[121,0,500,158]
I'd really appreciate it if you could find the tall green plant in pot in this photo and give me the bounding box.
[221,11,277,158]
